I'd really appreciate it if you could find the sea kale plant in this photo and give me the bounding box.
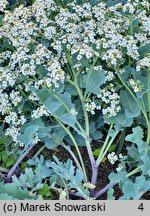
[0,0,150,200]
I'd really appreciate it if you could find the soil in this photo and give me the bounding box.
[26,141,149,200]
[50,145,122,200]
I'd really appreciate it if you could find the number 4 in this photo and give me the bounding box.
[138,203,144,211]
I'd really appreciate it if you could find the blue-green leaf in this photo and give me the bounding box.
[104,111,133,128]
[120,90,141,118]
[122,182,138,199]
[138,44,150,57]
[86,70,105,94]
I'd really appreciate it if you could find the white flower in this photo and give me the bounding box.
[0,0,8,12]
[107,152,118,164]
[116,164,123,172]
[129,79,142,92]
[123,3,134,14]
[70,107,78,116]
[5,126,20,142]
[85,101,97,115]
[77,54,82,61]
[31,105,49,119]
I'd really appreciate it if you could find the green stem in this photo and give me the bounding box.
[61,143,83,174]
[55,117,88,182]
[75,82,95,166]
[15,85,26,97]
[66,52,76,81]
[129,16,133,36]
[33,145,46,159]
[96,125,113,166]
[96,125,119,167]
[52,90,86,137]
[116,128,126,154]
[127,166,141,177]
[66,53,95,166]
[94,166,141,199]
[76,67,84,77]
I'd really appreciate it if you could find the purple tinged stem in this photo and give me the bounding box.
[6,146,33,182]
[94,181,119,199]
[90,163,99,197]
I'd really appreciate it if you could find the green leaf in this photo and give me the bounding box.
[39,184,52,199]
[120,66,132,81]
[0,15,3,25]
[65,133,86,146]
[122,182,138,199]
[106,0,127,7]
[0,123,4,138]
[45,138,59,150]
[107,188,115,200]
[86,70,105,94]
[33,88,82,135]
[38,126,51,139]
[44,126,66,149]
[133,18,140,32]
[19,124,39,146]
[89,121,103,140]
[138,44,150,57]
[0,182,42,200]
[138,93,150,112]
[1,151,10,165]
[6,160,16,168]
[125,126,143,144]
[12,167,47,191]
[0,193,16,200]
[109,172,126,183]
[120,90,141,118]
[49,156,89,199]
[104,111,133,129]
[93,145,115,157]
[135,176,150,195]
[90,0,98,6]
[127,145,139,161]
[65,83,78,96]
[0,137,12,146]
[140,154,150,176]
[37,65,48,77]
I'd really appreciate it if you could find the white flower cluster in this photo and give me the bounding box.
[123,3,135,14]
[0,0,8,12]
[4,111,26,126]
[97,84,121,117]
[85,101,101,115]
[0,0,149,145]
[31,105,49,119]
[104,70,115,82]
[71,44,99,61]
[32,0,57,27]
[70,107,78,117]
[10,90,22,106]
[20,64,36,77]
[129,79,142,92]
[108,152,119,164]
[102,48,122,66]
[116,164,124,172]
[5,126,20,143]
[136,57,150,71]
[107,152,124,172]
